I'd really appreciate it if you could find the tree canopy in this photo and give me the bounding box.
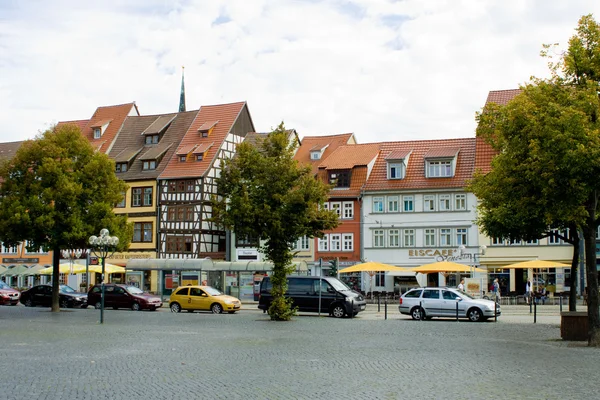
[0,124,132,311]
[470,14,600,345]
[212,122,339,320]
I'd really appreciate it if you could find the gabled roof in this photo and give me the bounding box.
[0,141,23,161]
[364,138,476,191]
[159,102,250,179]
[107,110,198,181]
[77,102,138,154]
[294,133,355,175]
[385,149,411,160]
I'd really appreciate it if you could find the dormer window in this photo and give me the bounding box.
[179,155,187,163]
[424,147,459,178]
[145,135,159,145]
[116,163,128,173]
[142,160,156,170]
[311,151,322,160]
[196,153,204,161]
[91,120,111,139]
[385,150,411,180]
[310,144,328,160]
[329,170,350,188]
[198,121,218,137]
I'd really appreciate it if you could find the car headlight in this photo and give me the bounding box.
[223,299,235,305]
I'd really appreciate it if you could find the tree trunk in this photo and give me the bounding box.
[569,229,579,312]
[583,198,600,346]
[51,245,60,312]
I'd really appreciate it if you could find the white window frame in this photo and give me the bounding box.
[373,230,385,248]
[387,162,405,179]
[310,151,321,160]
[424,195,435,212]
[427,160,453,177]
[388,229,400,247]
[403,196,414,212]
[403,229,415,247]
[342,202,354,219]
[1,242,19,254]
[387,196,399,213]
[456,228,467,246]
[318,235,329,251]
[343,234,353,251]
[330,202,341,218]
[297,236,310,251]
[330,234,341,251]
[491,237,504,246]
[425,229,436,247]
[439,194,451,211]
[373,197,384,213]
[440,228,452,246]
[455,194,467,210]
[93,128,101,139]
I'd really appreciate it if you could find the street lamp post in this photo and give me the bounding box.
[61,248,83,288]
[88,229,119,324]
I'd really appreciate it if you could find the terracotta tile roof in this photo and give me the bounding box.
[198,121,219,132]
[485,89,521,106]
[192,142,214,154]
[474,136,496,174]
[142,115,176,135]
[90,119,113,128]
[176,143,198,156]
[78,102,138,154]
[294,133,355,175]
[316,165,369,198]
[386,149,411,160]
[318,143,380,170]
[364,138,476,191]
[107,110,198,181]
[0,141,23,161]
[159,102,251,179]
[424,147,460,158]
[56,119,89,132]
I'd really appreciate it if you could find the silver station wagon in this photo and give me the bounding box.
[398,287,501,322]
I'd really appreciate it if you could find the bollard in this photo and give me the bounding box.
[456,300,459,321]
[384,299,387,320]
[351,299,354,319]
[534,300,537,324]
[377,294,381,313]
[494,301,497,322]
[529,300,532,314]
[559,296,563,313]
[419,300,423,321]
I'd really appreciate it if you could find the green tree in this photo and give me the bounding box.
[471,14,600,346]
[0,124,132,312]
[212,122,339,321]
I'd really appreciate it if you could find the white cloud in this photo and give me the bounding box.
[0,0,599,143]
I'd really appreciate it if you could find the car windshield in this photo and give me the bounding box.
[59,285,77,293]
[0,281,10,289]
[204,286,223,296]
[327,279,351,291]
[457,290,475,300]
[126,286,144,294]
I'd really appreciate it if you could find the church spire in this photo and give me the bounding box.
[179,66,186,112]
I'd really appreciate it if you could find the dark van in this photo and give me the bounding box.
[258,275,367,318]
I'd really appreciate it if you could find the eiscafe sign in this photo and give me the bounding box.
[110,252,155,260]
[408,249,473,262]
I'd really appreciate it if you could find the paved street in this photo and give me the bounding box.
[1,304,598,400]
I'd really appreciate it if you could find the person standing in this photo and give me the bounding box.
[525,280,532,305]
[457,278,465,292]
[493,278,501,302]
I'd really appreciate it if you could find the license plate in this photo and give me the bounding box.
[360,305,366,310]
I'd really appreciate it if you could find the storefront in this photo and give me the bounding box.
[126,259,309,301]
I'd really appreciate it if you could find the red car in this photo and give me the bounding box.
[0,281,20,306]
[87,284,162,311]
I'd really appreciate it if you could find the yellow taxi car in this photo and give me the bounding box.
[169,285,242,314]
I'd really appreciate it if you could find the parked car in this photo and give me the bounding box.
[169,285,242,314]
[258,275,367,318]
[0,281,20,306]
[20,284,88,308]
[88,284,162,311]
[399,287,500,322]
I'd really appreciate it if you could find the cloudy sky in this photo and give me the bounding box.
[1,0,599,144]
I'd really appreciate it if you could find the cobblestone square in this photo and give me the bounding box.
[1,305,598,400]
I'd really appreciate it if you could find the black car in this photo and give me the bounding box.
[20,284,88,308]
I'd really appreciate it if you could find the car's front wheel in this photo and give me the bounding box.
[59,298,69,308]
[468,308,483,322]
[94,302,102,309]
[170,303,181,313]
[330,304,346,318]
[410,306,425,320]
[131,302,141,311]
[211,303,223,314]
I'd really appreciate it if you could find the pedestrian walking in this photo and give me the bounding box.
[493,278,501,302]
[525,280,532,304]
[457,278,465,292]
